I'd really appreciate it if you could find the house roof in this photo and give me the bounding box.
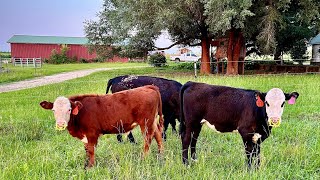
[310,34,320,45]
[7,35,89,45]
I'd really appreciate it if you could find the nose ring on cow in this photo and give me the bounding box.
[268,117,281,127]
[55,123,67,131]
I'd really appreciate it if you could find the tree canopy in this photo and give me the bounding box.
[85,0,320,74]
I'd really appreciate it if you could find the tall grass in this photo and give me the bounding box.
[0,67,319,179]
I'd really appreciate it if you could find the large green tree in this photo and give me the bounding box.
[245,0,320,61]
[273,0,319,64]
[85,0,254,74]
[85,0,320,74]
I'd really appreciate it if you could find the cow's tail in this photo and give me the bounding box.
[179,82,190,135]
[156,87,164,133]
[147,85,164,133]
[106,78,114,94]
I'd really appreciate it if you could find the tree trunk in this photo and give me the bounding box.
[200,37,211,74]
[227,29,245,75]
[274,49,282,65]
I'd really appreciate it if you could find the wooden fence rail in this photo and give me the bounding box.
[13,58,42,68]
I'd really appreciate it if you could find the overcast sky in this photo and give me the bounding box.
[0,0,186,53]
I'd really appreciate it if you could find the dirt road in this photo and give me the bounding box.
[0,66,147,93]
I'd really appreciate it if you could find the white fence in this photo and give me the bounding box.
[13,58,42,67]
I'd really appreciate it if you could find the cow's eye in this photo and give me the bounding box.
[68,109,71,112]
[281,101,285,107]
[265,101,270,107]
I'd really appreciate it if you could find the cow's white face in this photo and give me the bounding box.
[265,88,286,127]
[52,97,72,130]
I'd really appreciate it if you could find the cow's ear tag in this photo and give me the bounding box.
[72,106,79,115]
[256,96,264,107]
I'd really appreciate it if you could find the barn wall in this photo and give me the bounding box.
[11,43,60,59]
[10,43,128,62]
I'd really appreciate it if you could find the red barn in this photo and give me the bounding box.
[7,35,128,62]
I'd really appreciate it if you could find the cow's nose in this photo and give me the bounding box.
[271,117,280,123]
[57,121,65,126]
[55,121,67,130]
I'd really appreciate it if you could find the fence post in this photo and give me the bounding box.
[194,61,197,78]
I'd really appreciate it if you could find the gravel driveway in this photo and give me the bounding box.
[0,66,147,93]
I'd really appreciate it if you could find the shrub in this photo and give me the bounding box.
[173,62,200,70]
[244,60,276,70]
[80,58,89,63]
[149,53,167,67]
[47,45,77,64]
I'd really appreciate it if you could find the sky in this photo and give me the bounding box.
[0,0,192,54]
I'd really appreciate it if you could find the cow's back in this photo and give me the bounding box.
[181,82,263,132]
[69,86,161,134]
[108,75,181,115]
[110,76,181,98]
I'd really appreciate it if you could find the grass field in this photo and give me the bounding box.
[0,62,148,84]
[0,66,319,179]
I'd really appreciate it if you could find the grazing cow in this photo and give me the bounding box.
[179,81,299,168]
[106,75,182,142]
[40,85,164,168]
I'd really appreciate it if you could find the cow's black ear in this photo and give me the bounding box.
[285,92,299,104]
[255,91,266,101]
[40,101,53,110]
[284,92,299,100]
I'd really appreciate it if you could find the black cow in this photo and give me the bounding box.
[179,81,299,168]
[106,75,182,143]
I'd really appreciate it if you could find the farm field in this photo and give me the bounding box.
[0,67,319,179]
[0,62,148,84]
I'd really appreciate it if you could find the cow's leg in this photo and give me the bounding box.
[181,126,192,165]
[117,132,136,144]
[245,141,261,169]
[162,114,170,140]
[154,126,164,154]
[140,124,155,157]
[116,134,123,143]
[127,132,136,144]
[84,136,98,169]
[169,115,177,133]
[239,130,261,169]
[190,125,202,161]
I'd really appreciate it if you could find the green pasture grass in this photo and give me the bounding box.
[0,62,148,84]
[0,52,11,57]
[0,67,319,179]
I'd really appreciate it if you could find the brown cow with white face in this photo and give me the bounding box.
[179,82,299,168]
[40,85,164,168]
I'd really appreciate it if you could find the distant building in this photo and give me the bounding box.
[179,48,191,55]
[310,34,320,65]
[7,35,128,62]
